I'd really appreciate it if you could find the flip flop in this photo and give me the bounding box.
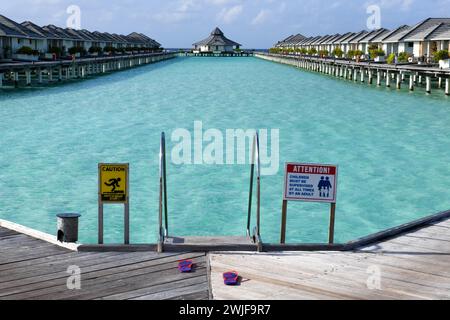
[178,260,193,273]
[223,271,239,286]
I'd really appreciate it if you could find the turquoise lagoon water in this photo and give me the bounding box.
[0,57,450,244]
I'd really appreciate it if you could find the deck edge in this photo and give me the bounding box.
[344,209,450,251]
[0,219,79,251]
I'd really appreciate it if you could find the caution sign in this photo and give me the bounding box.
[284,163,338,203]
[99,164,129,203]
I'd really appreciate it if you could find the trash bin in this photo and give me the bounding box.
[57,213,81,243]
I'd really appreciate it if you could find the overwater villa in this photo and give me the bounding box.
[274,18,450,61]
[193,27,241,53]
[0,14,161,61]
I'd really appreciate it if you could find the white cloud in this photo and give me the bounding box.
[217,5,243,23]
[251,9,270,25]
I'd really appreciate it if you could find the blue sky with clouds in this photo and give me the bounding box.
[2,0,450,48]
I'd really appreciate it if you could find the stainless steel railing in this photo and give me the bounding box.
[247,132,262,249]
[158,132,168,252]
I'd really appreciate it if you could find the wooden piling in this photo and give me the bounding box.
[426,76,431,94]
[25,70,31,86]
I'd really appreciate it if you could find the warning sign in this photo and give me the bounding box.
[283,163,338,203]
[99,164,129,203]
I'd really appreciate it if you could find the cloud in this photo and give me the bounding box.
[251,9,270,25]
[217,5,243,23]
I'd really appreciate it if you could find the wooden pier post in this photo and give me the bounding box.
[396,73,402,89]
[14,72,19,87]
[426,76,431,94]
[354,68,358,82]
[48,69,53,82]
[38,69,42,84]
[368,70,373,84]
[445,78,449,96]
[0,72,3,88]
[438,77,442,89]
[386,70,391,87]
[409,74,415,91]
[377,70,381,86]
[360,68,365,83]
[58,67,62,81]
[25,70,31,86]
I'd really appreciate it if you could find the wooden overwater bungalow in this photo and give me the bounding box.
[185,27,251,57]
[0,14,168,89]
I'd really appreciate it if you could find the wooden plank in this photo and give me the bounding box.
[0,251,189,292]
[19,262,208,300]
[0,253,205,299]
[0,252,124,283]
[132,283,208,300]
[97,275,208,300]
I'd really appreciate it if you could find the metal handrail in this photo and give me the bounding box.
[247,132,262,249]
[158,132,168,252]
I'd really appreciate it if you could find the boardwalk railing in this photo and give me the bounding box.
[255,52,450,96]
[158,132,169,253]
[247,133,262,251]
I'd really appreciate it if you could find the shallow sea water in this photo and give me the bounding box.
[0,57,449,244]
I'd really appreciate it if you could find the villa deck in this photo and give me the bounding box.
[1,215,449,300]
[209,218,450,300]
[0,227,209,300]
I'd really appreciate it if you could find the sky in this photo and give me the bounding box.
[1,0,450,48]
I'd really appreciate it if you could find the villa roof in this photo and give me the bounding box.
[401,18,450,41]
[304,36,323,45]
[425,23,450,41]
[43,25,75,40]
[91,31,115,42]
[112,33,131,44]
[287,34,307,45]
[332,32,356,44]
[370,28,394,43]
[193,27,241,47]
[359,28,390,43]
[348,31,370,44]
[64,28,86,41]
[296,37,312,45]
[380,25,411,43]
[0,15,44,39]
[321,34,341,45]
[312,35,330,45]
[276,34,295,46]
[21,21,58,39]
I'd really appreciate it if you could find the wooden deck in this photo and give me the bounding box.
[210,218,450,300]
[0,228,209,300]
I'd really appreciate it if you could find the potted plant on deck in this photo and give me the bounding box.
[13,46,39,62]
[332,47,344,59]
[319,50,329,58]
[434,50,450,69]
[370,49,386,62]
[88,46,103,57]
[308,48,317,56]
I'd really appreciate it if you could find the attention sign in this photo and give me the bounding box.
[99,164,129,203]
[283,163,338,203]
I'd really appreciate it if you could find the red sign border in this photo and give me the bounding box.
[283,162,338,204]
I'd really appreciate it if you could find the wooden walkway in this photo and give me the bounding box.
[210,218,450,300]
[0,228,209,300]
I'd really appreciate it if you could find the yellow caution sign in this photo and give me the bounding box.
[99,164,129,203]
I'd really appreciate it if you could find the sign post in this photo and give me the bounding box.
[281,163,338,244]
[98,163,129,245]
